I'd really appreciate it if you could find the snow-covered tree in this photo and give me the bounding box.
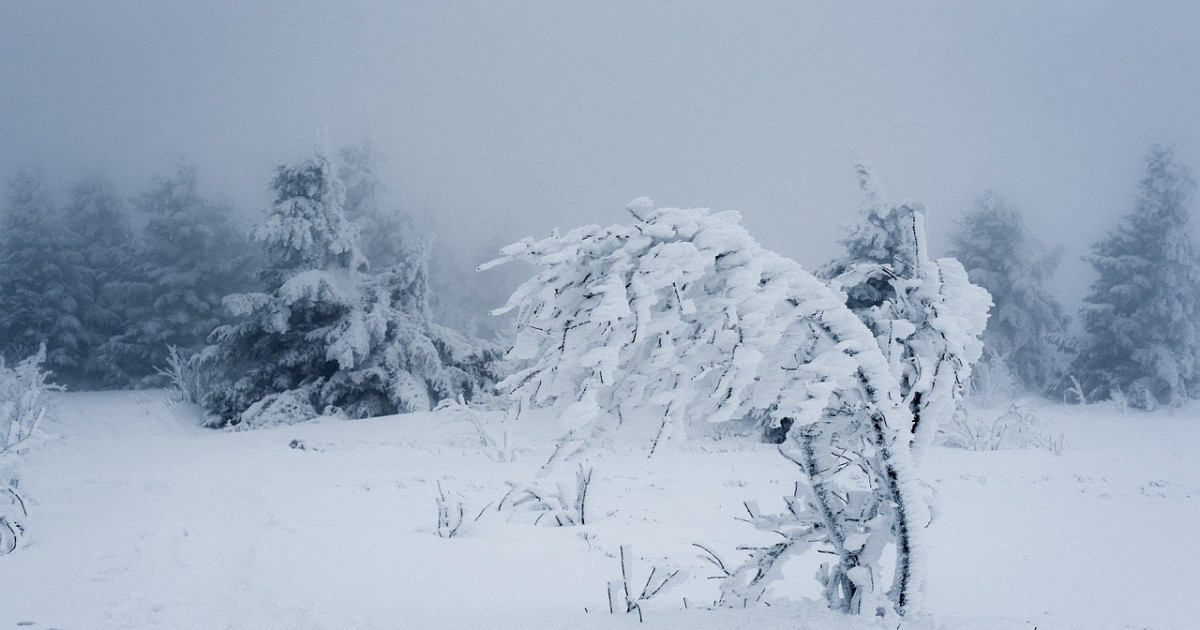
[1071,146,1200,408]
[0,172,92,385]
[485,198,929,615]
[820,165,990,453]
[338,143,420,271]
[950,192,1068,394]
[62,176,136,388]
[203,151,491,427]
[103,165,255,386]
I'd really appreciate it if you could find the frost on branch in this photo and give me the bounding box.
[0,344,61,555]
[821,163,990,457]
[486,200,927,614]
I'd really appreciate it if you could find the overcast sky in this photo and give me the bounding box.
[4,1,1200,308]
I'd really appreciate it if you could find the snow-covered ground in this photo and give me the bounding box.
[1,391,1197,629]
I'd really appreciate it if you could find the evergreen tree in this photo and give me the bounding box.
[203,151,490,427]
[104,165,255,386]
[0,172,91,383]
[338,143,415,270]
[950,192,1068,394]
[62,176,136,388]
[1072,146,1200,408]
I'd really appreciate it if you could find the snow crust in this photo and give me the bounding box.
[3,392,1196,629]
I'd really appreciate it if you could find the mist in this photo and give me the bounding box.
[4,1,1200,312]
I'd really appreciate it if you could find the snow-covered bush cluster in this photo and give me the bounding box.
[200,150,496,428]
[1,345,59,455]
[0,344,60,555]
[485,193,990,615]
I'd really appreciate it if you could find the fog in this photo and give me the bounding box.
[4,1,1200,310]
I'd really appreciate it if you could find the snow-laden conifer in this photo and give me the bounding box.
[203,151,491,427]
[63,176,137,388]
[1072,146,1200,408]
[0,172,92,385]
[103,165,255,387]
[950,193,1068,394]
[486,198,927,615]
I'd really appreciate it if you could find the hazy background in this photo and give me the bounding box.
[4,1,1200,313]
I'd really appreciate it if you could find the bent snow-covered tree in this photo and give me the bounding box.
[485,198,933,615]
[820,164,990,454]
[202,150,488,427]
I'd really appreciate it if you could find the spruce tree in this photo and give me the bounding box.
[105,165,254,386]
[1072,146,1200,408]
[203,150,489,427]
[950,193,1068,394]
[0,172,91,384]
[63,176,136,388]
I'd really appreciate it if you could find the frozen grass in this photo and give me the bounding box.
[0,392,1197,629]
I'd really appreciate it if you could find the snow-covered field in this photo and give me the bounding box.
[2,391,1197,629]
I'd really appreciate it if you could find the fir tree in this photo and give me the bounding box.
[203,151,490,427]
[0,172,91,384]
[1072,146,1200,408]
[950,192,1068,394]
[338,143,416,271]
[104,165,255,386]
[62,175,136,388]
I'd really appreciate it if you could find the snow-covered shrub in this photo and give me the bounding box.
[966,348,1022,408]
[820,163,990,457]
[0,345,60,556]
[940,401,1062,453]
[154,345,215,406]
[0,483,27,555]
[607,545,686,621]
[486,199,928,615]
[436,481,465,538]
[436,398,515,462]
[696,491,822,608]
[500,465,592,527]
[202,150,495,428]
[1072,146,1200,407]
[1,344,61,454]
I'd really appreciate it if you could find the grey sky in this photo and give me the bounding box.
[4,1,1200,309]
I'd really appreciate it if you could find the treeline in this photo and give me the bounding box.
[2,143,1198,414]
[0,164,254,389]
[951,146,1200,409]
[0,145,499,426]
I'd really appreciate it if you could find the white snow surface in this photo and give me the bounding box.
[2,391,1198,629]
